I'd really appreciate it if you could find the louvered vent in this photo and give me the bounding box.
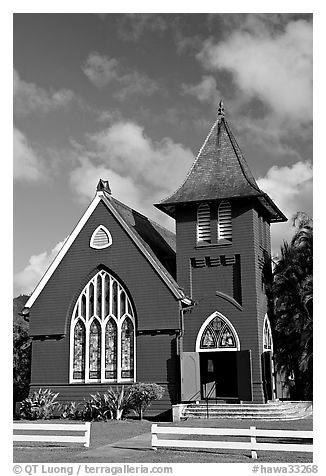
[218,201,232,241]
[90,225,112,249]
[197,203,211,242]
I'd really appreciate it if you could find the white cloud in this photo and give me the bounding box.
[181,75,221,107]
[70,159,144,211]
[197,19,312,124]
[115,71,158,99]
[14,238,68,296]
[257,160,313,253]
[14,69,74,116]
[82,52,119,88]
[82,52,158,98]
[13,128,43,181]
[70,120,194,228]
[86,121,194,195]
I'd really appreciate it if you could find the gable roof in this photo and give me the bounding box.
[155,107,287,223]
[25,191,191,310]
[103,194,178,289]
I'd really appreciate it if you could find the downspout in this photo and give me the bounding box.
[177,298,195,355]
[177,301,185,356]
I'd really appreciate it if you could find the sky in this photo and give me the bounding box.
[13,12,313,297]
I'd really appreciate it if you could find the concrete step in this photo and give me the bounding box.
[182,401,312,420]
[185,401,310,409]
[184,408,307,414]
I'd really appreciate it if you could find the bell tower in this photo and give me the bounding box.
[155,102,287,403]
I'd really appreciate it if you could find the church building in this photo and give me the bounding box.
[23,102,287,418]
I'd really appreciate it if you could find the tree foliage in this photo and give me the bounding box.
[272,212,313,400]
[13,295,31,405]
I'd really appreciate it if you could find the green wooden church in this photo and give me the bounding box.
[23,102,286,417]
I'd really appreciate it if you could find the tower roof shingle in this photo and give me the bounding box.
[155,105,286,223]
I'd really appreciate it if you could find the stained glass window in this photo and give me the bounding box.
[112,281,118,317]
[71,270,135,382]
[219,327,235,347]
[89,319,101,379]
[200,315,237,350]
[121,318,134,379]
[81,294,86,318]
[104,274,110,317]
[89,282,94,318]
[73,320,85,379]
[201,328,217,348]
[263,318,272,351]
[96,275,102,317]
[120,291,126,318]
[105,319,117,379]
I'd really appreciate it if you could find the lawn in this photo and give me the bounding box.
[13,416,313,464]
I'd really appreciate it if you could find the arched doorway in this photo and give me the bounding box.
[195,312,240,400]
[261,315,275,401]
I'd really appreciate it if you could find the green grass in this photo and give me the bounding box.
[13,417,313,464]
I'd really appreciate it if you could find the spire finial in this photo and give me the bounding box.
[97,179,111,195]
[217,100,225,122]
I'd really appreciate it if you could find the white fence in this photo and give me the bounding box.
[151,424,313,459]
[13,422,91,448]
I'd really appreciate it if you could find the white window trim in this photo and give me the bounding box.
[69,270,136,384]
[90,225,112,249]
[195,311,240,352]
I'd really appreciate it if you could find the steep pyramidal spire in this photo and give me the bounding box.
[155,102,286,223]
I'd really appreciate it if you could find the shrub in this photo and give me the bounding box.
[59,401,83,420]
[83,386,133,421]
[20,388,60,420]
[55,383,164,422]
[86,392,113,421]
[79,400,96,421]
[129,383,164,420]
[101,386,133,420]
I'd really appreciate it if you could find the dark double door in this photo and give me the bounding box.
[180,350,253,402]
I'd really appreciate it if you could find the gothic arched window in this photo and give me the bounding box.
[70,270,135,383]
[197,203,211,243]
[196,312,240,352]
[218,200,232,241]
[263,316,273,351]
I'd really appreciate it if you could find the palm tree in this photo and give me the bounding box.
[272,213,313,400]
